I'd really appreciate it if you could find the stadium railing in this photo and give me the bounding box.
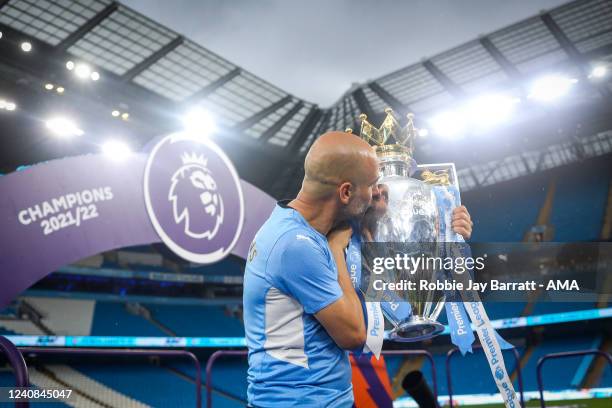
[446,344,525,407]
[17,346,202,408]
[537,349,612,408]
[205,349,438,408]
[0,335,29,408]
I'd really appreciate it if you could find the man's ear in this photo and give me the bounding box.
[338,182,352,205]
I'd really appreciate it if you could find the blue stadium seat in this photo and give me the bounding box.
[521,337,596,391]
[90,302,166,336]
[145,304,244,337]
[464,176,547,242]
[419,346,524,396]
[0,370,70,408]
[550,160,609,242]
[170,358,248,402]
[75,363,244,408]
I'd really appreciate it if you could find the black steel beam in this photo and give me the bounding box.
[342,95,349,130]
[535,151,547,173]
[122,35,184,81]
[56,2,119,51]
[233,95,292,131]
[540,13,584,65]
[288,107,322,152]
[422,60,465,98]
[540,13,611,99]
[260,101,304,142]
[183,68,241,104]
[0,0,10,11]
[469,168,481,189]
[368,82,406,114]
[296,109,331,155]
[352,88,375,119]
[520,153,533,174]
[479,37,522,80]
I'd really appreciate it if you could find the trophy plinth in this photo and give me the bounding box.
[389,316,445,342]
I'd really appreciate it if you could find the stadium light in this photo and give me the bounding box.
[590,66,607,78]
[463,94,519,128]
[528,75,577,101]
[90,71,100,81]
[418,128,429,137]
[0,31,3,40]
[429,110,464,138]
[56,86,65,94]
[182,107,216,137]
[0,100,16,111]
[75,63,91,79]
[20,42,32,52]
[102,140,131,160]
[66,60,74,70]
[44,83,54,90]
[121,112,129,121]
[45,117,84,138]
[111,110,120,117]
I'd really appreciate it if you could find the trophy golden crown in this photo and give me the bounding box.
[348,108,419,162]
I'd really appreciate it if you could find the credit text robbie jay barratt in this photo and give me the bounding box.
[372,279,580,292]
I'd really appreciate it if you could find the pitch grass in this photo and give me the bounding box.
[458,397,612,408]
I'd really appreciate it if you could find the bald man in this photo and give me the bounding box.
[243,132,473,407]
[243,131,377,407]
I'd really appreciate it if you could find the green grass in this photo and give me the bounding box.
[458,397,612,408]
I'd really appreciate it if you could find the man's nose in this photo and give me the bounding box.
[371,183,381,199]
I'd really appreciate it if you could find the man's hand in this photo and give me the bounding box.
[315,223,366,350]
[327,223,352,251]
[452,205,473,239]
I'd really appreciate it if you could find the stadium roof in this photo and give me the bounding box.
[322,0,612,138]
[0,0,321,151]
[0,0,612,197]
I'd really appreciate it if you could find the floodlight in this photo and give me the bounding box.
[528,75,577,101]
[45,117,84,138]
[75,63,91,79]
[429,110,464,138]
[464,94,519,128]
[591,66,607,78]
[182,107,216,137]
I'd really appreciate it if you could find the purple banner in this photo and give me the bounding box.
[0,135,275,308]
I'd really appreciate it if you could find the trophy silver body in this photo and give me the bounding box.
[362,159,446,342]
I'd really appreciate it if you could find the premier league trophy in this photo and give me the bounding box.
[352,109,456,342]
[349,110,522,407]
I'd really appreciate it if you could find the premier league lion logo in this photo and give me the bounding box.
[168,152,224,240]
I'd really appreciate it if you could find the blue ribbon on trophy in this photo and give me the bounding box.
[347,223,411,357]
[432,182,477,355]
[431,179,520,407]
[433,182,514,352]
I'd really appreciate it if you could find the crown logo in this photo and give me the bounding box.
[181,152,208,167]
[347,108,420,162]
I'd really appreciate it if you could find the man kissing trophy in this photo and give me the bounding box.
[347,109,522,408]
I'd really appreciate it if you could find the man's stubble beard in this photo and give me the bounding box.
[343,196,370,222]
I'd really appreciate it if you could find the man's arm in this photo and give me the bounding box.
[315,225,366,350]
